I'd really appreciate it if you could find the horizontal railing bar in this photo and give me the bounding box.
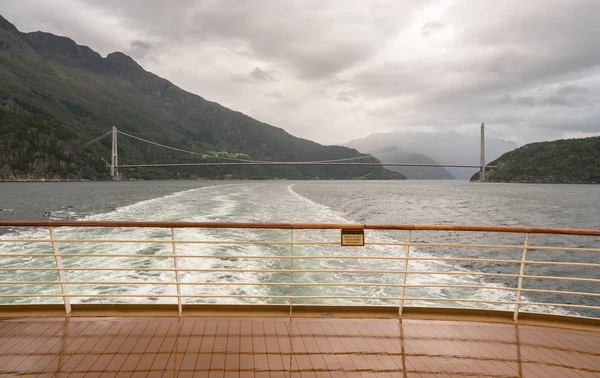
[517,302,600,310]
[4,239,600,254]
[1,266,597,282]
[396,297,517,304]
[2,221,600,236]
[0,294,397,300]
[380,242,600,253]
[0,239,53,243]
[0,294,486,302]
[0,282,513,290]
[522,275,600,283]
[404,257,520,264]
[2,253,600,270]
[0,281,171,285]
[1,294,598,310]
[2,281,598,298]
[0,296,597,310]
[402,298,600,310]
[399,298,600,309]
[0,294,178,298]
[0,253,410,260]
[520,288,600,297]
[0,295,518,305]
[4,239,599,254]
[399,271,518,278]
[4,255,600,270]
[0,268,520,277]
[398,242,522,249]
[0,267,175,271]
[0,267,403,274]
[0,239,295,245]
[523,261,600,268]
[3,254,600,269]
[0,254,521,265]
[0,239,342,246]
[526,246,600,253]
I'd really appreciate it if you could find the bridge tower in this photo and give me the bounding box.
[111,126,118,179]
[480,122,485,182]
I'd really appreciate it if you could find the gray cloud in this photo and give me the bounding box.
[1,0,600,145]
[344,1,600,142]
[72,0,419,79]
[230,74,254,84]
[250,67,276,82]
[265,91,283,99]
[231,67,277,84]
[421,21,444,37]
[127,40,152,60]
[131,40,150,50]
[336,91,354,102]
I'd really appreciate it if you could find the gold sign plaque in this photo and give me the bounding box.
[341,229,365,246]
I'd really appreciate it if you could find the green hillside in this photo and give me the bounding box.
[0,15,403,181]
[471,136,600,183]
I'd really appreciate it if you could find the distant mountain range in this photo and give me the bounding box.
[344,131,518,179]
[471,136,600,183]
[0,14,402,181]
[370,147,455,179]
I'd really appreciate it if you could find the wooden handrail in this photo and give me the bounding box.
[1,220,599,236]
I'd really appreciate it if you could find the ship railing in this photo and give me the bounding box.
[0,221,598,323]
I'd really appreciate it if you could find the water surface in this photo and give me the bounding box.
[1,180,598,317]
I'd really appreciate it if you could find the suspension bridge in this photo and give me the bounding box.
[87,124,496,179]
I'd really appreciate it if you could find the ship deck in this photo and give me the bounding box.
[1,316,598,377]
[1,220,599,376]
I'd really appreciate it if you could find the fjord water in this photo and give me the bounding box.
[0,181,598,317]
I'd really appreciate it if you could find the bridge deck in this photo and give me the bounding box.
[0,317,598,377]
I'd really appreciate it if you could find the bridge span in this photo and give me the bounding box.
[89,124,494,179]
[118,162,496,169]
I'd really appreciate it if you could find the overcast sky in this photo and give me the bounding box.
[2,0,600,145]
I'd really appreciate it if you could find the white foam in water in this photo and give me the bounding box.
[0,182,571,315]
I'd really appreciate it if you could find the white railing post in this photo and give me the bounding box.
[48,227,71,314]
[399,230,412,317]
[171,228,182,315]
[289,228,294,317]
[514,233,530,321]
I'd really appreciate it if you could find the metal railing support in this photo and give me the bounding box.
[49,227,71,314]
[171,228,182,315]
[514,233,530,321]
[399,230,412,317]
[0,223,596,317]
[289,228,294,317]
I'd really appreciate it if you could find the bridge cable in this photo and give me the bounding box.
[117,130,378,164]
[86,130,112,146]
[116,125,481,165]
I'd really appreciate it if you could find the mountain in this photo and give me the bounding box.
[0,15,403,181]
[345,131,518,179]
[471,136,600,183]
[371,147,454,179]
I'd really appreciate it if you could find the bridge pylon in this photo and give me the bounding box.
[480,122,486,181]
[111,126,118,179]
